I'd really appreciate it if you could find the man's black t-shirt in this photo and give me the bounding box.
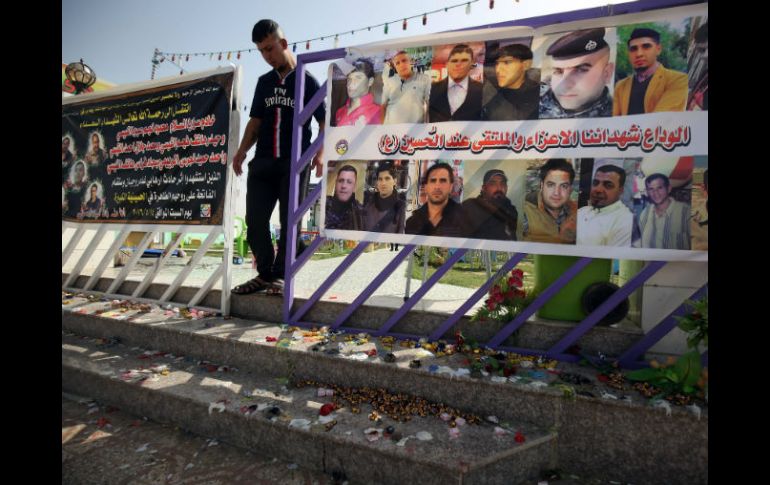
[250,69,325,159]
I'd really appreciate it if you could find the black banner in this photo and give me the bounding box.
[61,70,234,225]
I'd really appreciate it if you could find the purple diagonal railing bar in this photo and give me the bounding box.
[331,245,417,330]
[290,183,323,228]
[293,129,324,173]
[486,257,594,348]
[428,253,527,341]
[284,57,308,322]
[285,51,343,322]
[297,48,347,65]
[617,284,708,368]
[547,261,668,358]
[297,80,327,127]
[372,248,468,337]
[290,235,325,276]
[289,241,370,324]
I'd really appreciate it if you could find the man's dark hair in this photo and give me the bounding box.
[375,163,397,179]
[629,27,661,45]
[252,19,284,43]
[497,43,533,61]
[645,172,670,189]
[595,164,626,187]
[449,44,474,60]
[351,58,375,80]
[539,159,575,184]
[90,183,98,191]
[337,165,358,179]
[694,22,708,44]
[423,162,454,185]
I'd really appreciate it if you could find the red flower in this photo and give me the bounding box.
[455,331,465,346]
[319,403,335,416]
[486,300,497,311]
[597,374,609,382]
[514,430,526,443]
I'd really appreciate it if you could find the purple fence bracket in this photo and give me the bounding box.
[280,0,707,363]
[331,244,417,330]
[293,133,324,173]
[617,284,708,369]
[293,184,323,226]
[285,48,346,322]
[547,261,667,357]
[486,257,594,348]
[428,252,527,341]
[289,241,370,324]
[290,234,325,276]
[372,248,468,337]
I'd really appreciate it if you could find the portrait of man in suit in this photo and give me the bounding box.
[428,44,483,122]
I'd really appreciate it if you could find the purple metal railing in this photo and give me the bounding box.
[283,0,708,368]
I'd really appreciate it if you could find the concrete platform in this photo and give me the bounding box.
[61,294,707,484]
[62,394,338,484]
[63,332,556,485]
[62,273,645,359]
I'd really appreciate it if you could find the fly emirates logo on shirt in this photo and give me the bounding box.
[265,87,294,108]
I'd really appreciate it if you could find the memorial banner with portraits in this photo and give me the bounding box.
[321,4,707,261]
[62,67,237,226]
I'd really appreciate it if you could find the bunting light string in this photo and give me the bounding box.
[154,0,502,66]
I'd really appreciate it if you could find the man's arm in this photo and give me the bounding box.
[311,120,325,177]
[651,71,688,113]
[232,117,262,176]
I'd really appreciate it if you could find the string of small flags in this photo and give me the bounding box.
[155,0,517,67]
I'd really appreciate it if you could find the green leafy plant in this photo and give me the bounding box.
[473,269,536,324]
[675,296,708,350]
[626,350,703,397]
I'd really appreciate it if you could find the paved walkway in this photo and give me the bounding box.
[65,246,483,315]
[63,393,339,485]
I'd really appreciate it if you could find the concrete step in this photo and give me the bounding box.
[62,331,557,485]
[61,294,708,484]
[62,271,646,359]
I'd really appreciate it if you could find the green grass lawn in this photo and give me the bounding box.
[407,251,536,290]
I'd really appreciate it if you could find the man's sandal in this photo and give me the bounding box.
[265,278,284,296]
[232,277,268,295]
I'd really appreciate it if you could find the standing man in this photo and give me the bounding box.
[405,162,468,237]
[381,50,432,124]
[577,164,633,246]
[522,159,577,244]
[539,28,614,119]
[481,44,539,121]
[637,173,691,249]
[335,58,382,126]
[429,44,483,122]
[232,19,325,295]
[462,169,518,240]
[613,27,688,115]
